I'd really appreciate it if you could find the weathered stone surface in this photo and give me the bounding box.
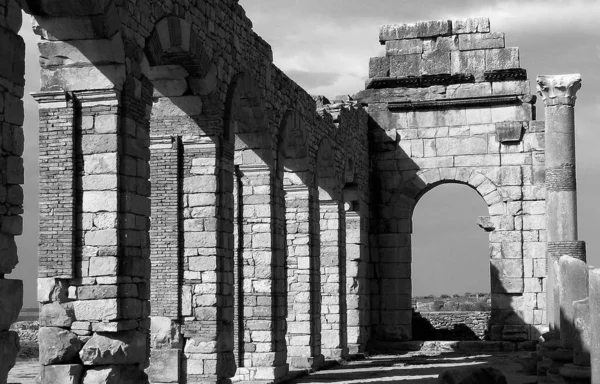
[38,278,68,303]
[458,32,505,51]
[0,234,18,274]
[150,316,181,349]
[39,327,83,365]
[72,299,119,321]
[79,330,147,365]
[152,96,203,117]
[40,302,75,328]
[38,32,125,66]
[41,364,84,384]
[386,39,423,55]
[390,54,421,77]
[369,57,390,78]
[485,48,520,71]
[380,20,451,42]
[0,331,18,383]
[453,18,490,34]
[41,64,126,91]
[0,279,22,331]
[148,349,180,383]
[81,365,146,384]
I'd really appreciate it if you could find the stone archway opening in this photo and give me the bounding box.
[411,183,490,341]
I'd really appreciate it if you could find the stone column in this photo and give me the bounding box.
[285,186,324,369]
[319,200,348,360]
[537,74,583,333]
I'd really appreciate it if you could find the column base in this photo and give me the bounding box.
[323,348,349,360]
[289,354,324,370]
[234,364,288,383]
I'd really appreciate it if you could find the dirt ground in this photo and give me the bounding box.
[8,351,537,384]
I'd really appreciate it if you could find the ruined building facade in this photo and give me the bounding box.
[0,0,593,383]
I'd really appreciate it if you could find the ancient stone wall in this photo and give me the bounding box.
[415,311,491,340]
[0,0,24,381]
[355,18,546,343]
[13,1,371,383]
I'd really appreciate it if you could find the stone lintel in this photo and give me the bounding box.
[388,95,521,111]
[366,74,473,90]
[536,74,582,106]
[72,89,121,107]
[237,164,271,175]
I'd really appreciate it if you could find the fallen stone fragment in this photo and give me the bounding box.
[79,330,147,365]
[39,327,83,365]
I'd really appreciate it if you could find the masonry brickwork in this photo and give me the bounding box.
[0,0,593,383]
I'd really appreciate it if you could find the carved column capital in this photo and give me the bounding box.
[536,74,582,106]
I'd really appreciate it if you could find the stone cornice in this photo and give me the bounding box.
[536,74,582,107]
[388,95,526,111]
[72,89,121,108]
[31,91,71,109]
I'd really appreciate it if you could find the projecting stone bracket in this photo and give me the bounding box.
[495,121,525,143]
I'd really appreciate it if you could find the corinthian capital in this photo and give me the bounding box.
[536,74,582,106]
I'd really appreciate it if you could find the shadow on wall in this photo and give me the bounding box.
[367,113,544,343]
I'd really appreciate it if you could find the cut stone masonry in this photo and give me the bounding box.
[0,2,596,383]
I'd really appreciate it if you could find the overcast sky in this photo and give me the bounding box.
[14,1,600,304]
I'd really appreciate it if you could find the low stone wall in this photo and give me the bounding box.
[413,311,491,341]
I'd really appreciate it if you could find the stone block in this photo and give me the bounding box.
[420,50,450,75]
[0,279,21,331]
[485,48,520,71]
[431,35,459,51]
[39,327,83,365]
[458,32,505,50]
[451,50,485,77]
[6,156,24,184]
[446,83,491,98]
[73,298,118,321]
[152,96,203,117]
[82,191,117,212]
[4,93,23,126]
[79,330,147,365]
[38,278,68,303]
[84,153,118,175]
[492,80,530,95]
[81,365,145,384]
[41,64,126,92]
[390,54,421,77]
[0,331,19,383]
[385,39,422,55]
[380,20,451,42]
[38,33,125,66]
[95,114,118,134]
[368,57,389,78]
[88,257,118,277]
[41,364,84,384]
[82,134,118,155]
[77,285,118,300]
[149,349,180,382]
[453,17,490,34]
[0,234,17,274]
[85,229,118,246]
[40,302,75,328]
[81,175,117,191]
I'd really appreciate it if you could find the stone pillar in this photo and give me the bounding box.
[558,256,588,349]
[235,165,287,381]
[537,74,582,333]
[179,137,236,383]
[0,8,27,379]
[589,268,600,383]
[285,186,324,369]
[319,201,348,360]
[345,207,369,354]
[35,90,150,382]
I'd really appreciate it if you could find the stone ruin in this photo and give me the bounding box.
[0,0,597,383]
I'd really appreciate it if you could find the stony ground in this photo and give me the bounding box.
[284,351,538,384]
[8,351,538,384]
